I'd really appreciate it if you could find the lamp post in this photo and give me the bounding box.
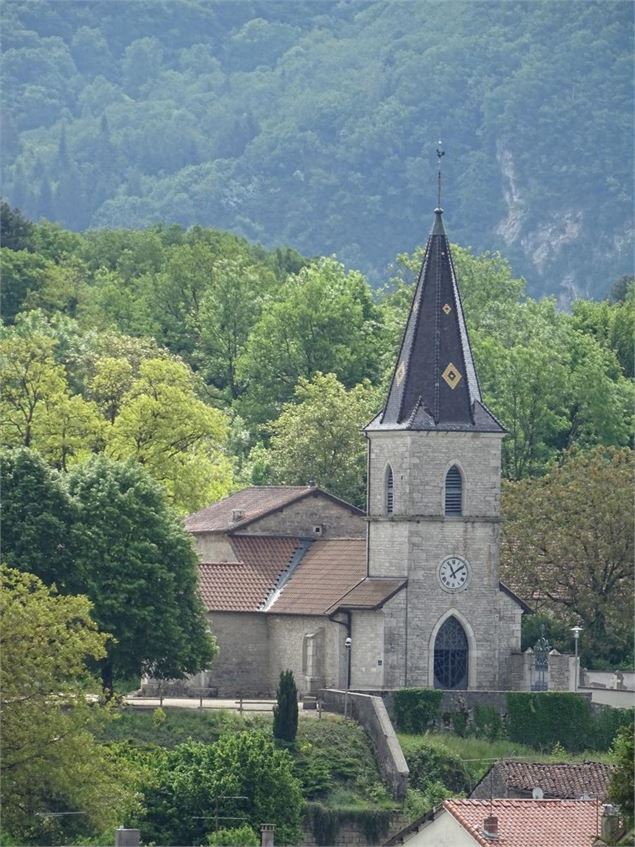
[344,636,352,719]
[571,625,583,692]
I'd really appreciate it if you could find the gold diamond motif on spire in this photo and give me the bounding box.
[442,303,452,315]
[396,360,406,385]
[442,362,462,390]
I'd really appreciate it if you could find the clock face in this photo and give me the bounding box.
[438,556,470,592]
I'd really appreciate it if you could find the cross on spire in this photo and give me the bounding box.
[436,140,445,209]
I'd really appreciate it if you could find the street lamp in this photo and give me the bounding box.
[571,626,583,691]
[344,636,352,719]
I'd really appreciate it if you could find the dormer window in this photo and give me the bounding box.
[445,465,463,515]
[385,465,394,515]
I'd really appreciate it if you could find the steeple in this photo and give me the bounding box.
[367,206,504,433]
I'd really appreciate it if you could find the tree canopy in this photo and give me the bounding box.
[501,447,634,667]
[0,567,134,845]
[1,449,217,693]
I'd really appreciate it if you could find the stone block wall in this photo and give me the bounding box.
[319,688,409,800]
[204,611,270,696]
[268,614,344,695]
[367,430,503,519]
[248,494,365,538]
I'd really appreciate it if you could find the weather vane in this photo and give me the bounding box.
[436,140,445,209]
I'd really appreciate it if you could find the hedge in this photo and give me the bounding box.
[393,689,443,733]
[506,692,633,753]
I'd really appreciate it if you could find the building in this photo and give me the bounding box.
[470,760,613,802]
[385,798,608,847]
[185,205,528,697]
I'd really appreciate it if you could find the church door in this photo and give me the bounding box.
[434,616,468,689]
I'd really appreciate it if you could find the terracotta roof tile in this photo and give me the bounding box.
[445,798,601,847]
[186,486,310,533]
[328,577,406,612]
[199,536,300,611]
[497,761,613,800]
[270,538,366,615]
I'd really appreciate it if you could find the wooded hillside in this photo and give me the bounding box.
[2,0,632,299]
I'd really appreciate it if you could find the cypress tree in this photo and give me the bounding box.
[273,670,298,743]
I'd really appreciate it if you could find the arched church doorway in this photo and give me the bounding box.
[433,616,468,689]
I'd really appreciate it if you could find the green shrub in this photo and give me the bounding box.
[207,825,259,846]
[393,689,443,733]
[405,743,469,793]
[589,706,633,751]
[273,670,298,744]
[472,704,504,741]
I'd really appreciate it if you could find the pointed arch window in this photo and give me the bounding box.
[445,465,463,515]
[385,465,394,515]
[434,616,468,689]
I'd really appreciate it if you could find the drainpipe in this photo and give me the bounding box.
[328,609,352,691]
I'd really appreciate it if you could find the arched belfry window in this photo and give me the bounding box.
[434,616,468,689]
[445,465,463,515]
[385,465,394,515]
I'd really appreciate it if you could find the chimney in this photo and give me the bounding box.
[600,804,622,844]
[231,508,244,523]
[114,828,140,847]
[482,815,499,840]
[261,824,275,847]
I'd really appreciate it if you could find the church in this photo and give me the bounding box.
[184,204,529,698]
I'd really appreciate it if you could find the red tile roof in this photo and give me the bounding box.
[327,576,406,612]
[445,798,601,847]
[269,538,367,615]
[185,486,363,533]
[199,536,300,611]
[484,760,613,800]
[186,487,310,533]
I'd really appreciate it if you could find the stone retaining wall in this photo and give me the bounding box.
[319,689,409,800]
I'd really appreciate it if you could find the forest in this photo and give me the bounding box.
[1,0,633,300]
[2,200,633,668]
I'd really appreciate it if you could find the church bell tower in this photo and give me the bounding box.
[364,198,521,690]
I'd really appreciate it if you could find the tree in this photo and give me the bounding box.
[608,724,634,829]
[273,670,298,744]
[67,456,217,693]
[0,449,79,593]
[263,372,380,506]
[501,447,634,666]
[0,201,34,251]
[105,357,233,513]
[0,567,132,845]
[237,259,384,425]
[137,734,303,847]
[0,329,103,468]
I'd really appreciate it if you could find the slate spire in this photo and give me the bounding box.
[367,206,504,433]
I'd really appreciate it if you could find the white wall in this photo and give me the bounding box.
[403,810,474,847]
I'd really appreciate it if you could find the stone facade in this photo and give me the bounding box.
[245,494,364,538]
[365,429,521,690]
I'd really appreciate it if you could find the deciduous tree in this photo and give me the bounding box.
[501,447,634,666]
[0,567,132,845]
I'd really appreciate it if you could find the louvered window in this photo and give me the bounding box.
[385,465,394,515]
[445,466,462,515]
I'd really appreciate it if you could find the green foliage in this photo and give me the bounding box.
[1,3,632,297]
[472,705,504,742]
[67,456,217,691]
[1,449,216,693]
[100,707,251,748]
[305,803,394,847]
[0,567,135,846]
[506,693,633,753]
[136,734,303,846]
[405,742,469,794]
[260,372,380,505]
[502,448,634,668]
[608,724,634,828]
[207,824,259,846]
[393,689,443,733]
[273,670,299,744]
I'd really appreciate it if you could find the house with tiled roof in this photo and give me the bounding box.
[386,798,610,847]
[185,202,531,698]
[470,760,614,802]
